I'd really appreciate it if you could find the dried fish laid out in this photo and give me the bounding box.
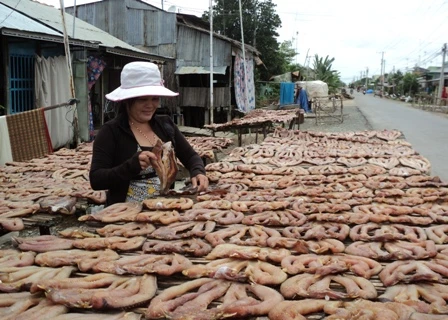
[90,253,192,276]
[269,299,448,320]
[4,128,448,320]
[38,195,78,215]
[0,249,36,268]
[280,274,378,300]
[0,265,75,293]
[183,257,287,285]
[79,202,142,223]
[31,273,157,309]
[150,140,178,195]
[12,235,74,252]
[34,249,119,270]
[146,278,283,319]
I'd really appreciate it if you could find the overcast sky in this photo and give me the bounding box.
[38,0,448,83]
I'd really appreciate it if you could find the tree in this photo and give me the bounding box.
[311,54,343,93]
[402,72,419,95]
[203,0,284,80]
[277,40,298,73]
[387,70,404,94]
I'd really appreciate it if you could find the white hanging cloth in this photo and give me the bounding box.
[35,55,74,149]
[0,116,13,165]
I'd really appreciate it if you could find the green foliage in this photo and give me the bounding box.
[385,70,404,94]
[287,63,304,73]
[310,54,343,94]
[256,81,280,108]
[203,1,347,99]
[390,70,404,84]
[402,72,420,95]
[372,70,418,96]
[203,0,285,81]
[277,40,297,72]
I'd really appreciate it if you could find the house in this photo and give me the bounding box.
[0,0,168,149]
[422,65,448,96]
[66,0,261,128]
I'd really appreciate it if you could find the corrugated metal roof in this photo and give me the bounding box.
[66,1,175,59]
[1,0,149,55]
[0,3,60,36]
[175,66,227,75]
[177,13,260,56]
[177,25,232,68]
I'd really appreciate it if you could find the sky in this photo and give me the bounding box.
[37,0,448,83]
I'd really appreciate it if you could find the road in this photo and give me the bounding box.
[354,92,448,182]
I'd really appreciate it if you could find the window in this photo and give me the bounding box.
[9,54,34,114]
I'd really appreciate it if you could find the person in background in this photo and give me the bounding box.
[90,61,209,206]
[295,85,312,113]
[442,86,448,106]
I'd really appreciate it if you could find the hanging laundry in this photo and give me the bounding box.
[280,82,295,105]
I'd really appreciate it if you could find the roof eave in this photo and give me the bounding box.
[1,27,99,48]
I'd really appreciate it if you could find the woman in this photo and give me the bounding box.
[294,86,311,113]
[90,61,208,205]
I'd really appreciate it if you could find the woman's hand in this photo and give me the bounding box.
[139,151,157,170]
[191,174,209,192]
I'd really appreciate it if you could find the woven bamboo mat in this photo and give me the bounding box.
[6,108,53,162]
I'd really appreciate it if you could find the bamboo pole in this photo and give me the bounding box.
[238,0,249,112]
[59,0,79,146]
[209,0,214,124]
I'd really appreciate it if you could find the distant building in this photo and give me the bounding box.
[414,66,448,96]
[67,0,262,127]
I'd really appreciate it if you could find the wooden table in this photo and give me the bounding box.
[212,121,272,147]
[313,96,344,124]
[277,105,304,130]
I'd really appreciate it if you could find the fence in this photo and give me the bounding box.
[412,94,448,113]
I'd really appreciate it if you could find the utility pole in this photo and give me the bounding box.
[392,66,396,94]
[379,51,385,92]
[303,48,310,80]
[303,48,310,66]
[365,67,369,88]
[295,31,299,65]
[161,0,164,10]
[438,43,447,101]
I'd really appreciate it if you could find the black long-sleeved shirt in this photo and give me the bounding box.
[90,112,205,205]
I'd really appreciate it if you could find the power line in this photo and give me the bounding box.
[387,48,441,69]
[438,43,447,100]
[382,0,446,62]
[420,51,442,66]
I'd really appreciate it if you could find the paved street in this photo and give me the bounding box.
[354,92,448,182]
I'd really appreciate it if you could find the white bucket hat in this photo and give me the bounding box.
[105,61,178,101]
